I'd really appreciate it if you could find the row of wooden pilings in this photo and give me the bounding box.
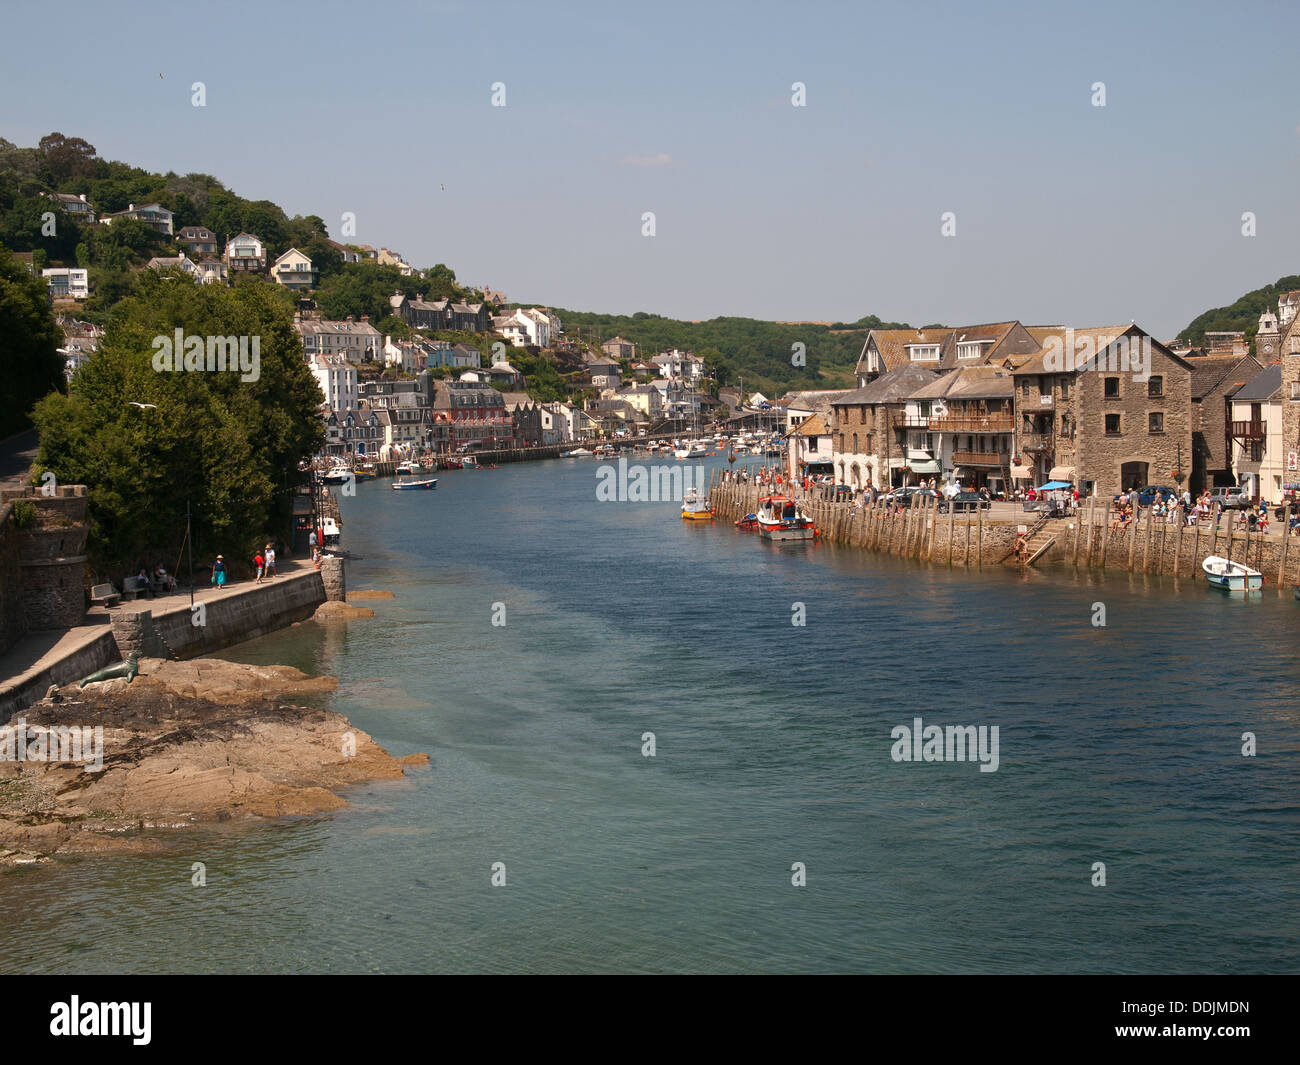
[705,469,1007,567]
[705,469,1300,585]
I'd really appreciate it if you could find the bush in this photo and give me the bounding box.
[12,500,36,529]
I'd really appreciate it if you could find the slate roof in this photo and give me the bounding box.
[1188,354,1259,401]
[831,363,939,405]
[1230,362,1281,403]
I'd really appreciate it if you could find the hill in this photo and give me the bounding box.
[1178,273,1300,349]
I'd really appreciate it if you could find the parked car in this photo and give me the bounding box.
[938,491,992,514]
[883,487,937,507]
[830,484,853,501]
[1207,486,1251,510]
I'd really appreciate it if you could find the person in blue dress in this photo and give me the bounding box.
[211,554,227,588]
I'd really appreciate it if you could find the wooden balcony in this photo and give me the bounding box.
[927,413,1014,433]
[890,413,930,429]
[1019,431,1054,451]
[1230,420,1265,440]
[951,450,1010,467]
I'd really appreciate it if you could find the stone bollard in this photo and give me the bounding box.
[321,555,346,601]
[110,609,166,659]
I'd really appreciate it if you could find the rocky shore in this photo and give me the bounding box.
[0,656,427,866]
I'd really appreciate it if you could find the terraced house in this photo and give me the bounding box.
[906,366,1017,493]
[1008,324,1193,498]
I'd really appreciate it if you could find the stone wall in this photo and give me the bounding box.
[0,503,25,654]
[0,485,89,646]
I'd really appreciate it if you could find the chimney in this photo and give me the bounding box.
[128,204,135,212]
[79,193,87,202]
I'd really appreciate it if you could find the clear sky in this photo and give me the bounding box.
[3,0,1297,338]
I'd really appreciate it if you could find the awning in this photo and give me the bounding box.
[1010,464,1034,480]
[886,458,906,468]
[1048,465,1076,481]
[1039,480,1073,491]
[910,460,941,474]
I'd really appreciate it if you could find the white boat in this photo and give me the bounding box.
[321,517,341,546]
[756,495,817,541]
[688,441,708,458]
[673,444,692,460]
[395,461,419,475]
[391,478,437,490]
[321,463,352,485]
[1202,555,1263,591]
[681,487,713,521]
[565,447,594,457]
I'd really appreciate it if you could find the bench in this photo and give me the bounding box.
[90,582,120,608]
[122,575,156,601]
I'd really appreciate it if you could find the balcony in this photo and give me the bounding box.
[890,413,930,429]
[1019,431,1054,451]
[1229,420,1265,440]
[927,413,1014,433]
[951,450,1010,467]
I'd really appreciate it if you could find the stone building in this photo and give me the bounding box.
[829,363,938,489]
[1188,353,1261,493]
[1010,325,1193,498]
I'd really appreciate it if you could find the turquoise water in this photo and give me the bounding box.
[2,455,1298,973]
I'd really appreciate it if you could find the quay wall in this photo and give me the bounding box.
[0,567,330,723]
[706,470,1300,586]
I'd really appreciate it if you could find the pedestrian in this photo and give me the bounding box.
[309,529,318,551]
[211,554,227,589]
[254,549,265,583]
[265,543,276,578]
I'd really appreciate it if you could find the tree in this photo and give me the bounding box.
[32,273,324,570]
[0,244,65,436]
[37,132,98,184]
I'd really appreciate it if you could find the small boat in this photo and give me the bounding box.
[673,444,692,460]
[565,447,594,457]
[756,495,817,541]
[321,517,341,546]
[321,463,352,485]
[1202,555,1263,591]
[391,478,437,490]
[688,441,708,458]
[395,461,419,475]
[734,513,760,530]
[681,487,714,521]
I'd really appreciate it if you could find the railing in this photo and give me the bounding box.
[927,414,1014,433]
[951,450,1010,467]
[1019,431,1054,451]
[1229,420,1265,440]
[890,414,930,429]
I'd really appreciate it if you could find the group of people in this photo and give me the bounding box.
[131,561,176,598]
[209,542,278,589]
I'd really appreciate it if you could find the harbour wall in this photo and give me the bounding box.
[707,471,1300,585]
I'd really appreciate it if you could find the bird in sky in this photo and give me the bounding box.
[159,72,164,79]
[440,184,445,191]
[128,402,157,409]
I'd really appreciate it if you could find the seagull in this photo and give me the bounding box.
[159,72,164,79]
[440,184,445,191]
[128,402,157,409]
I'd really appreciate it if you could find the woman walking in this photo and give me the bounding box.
[211,554,227,590]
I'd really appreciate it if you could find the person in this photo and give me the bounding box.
[136,563,155,598]
[309,529,318,551]
[254,549,265,584]
[211,554,227,589]
[153,563,174,593]
[312,546,322,570]
[264,543,276,578]
[1015,532,1028,564]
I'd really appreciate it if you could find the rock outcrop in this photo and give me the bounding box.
[0,657,425,865]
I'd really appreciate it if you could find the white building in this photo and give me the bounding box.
[309,354,358,412]
[42,267,89,300]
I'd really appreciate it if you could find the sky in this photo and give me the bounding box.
[3,0,1297,339]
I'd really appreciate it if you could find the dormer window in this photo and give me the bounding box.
[957,341,984,360]
[907,344,940,362]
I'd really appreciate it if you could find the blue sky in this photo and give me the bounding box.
[3,0,1297,337]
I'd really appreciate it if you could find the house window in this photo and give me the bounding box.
[1059,379,1069,401]
[852,433,858,453]
[1105,413,1121,435]
[1290,381,1300,401]
[957,341,982,360]
[1147,375,1163,397]
[1148,412,1163,433]
[1104,377,1120,398]
[907,344,940,361]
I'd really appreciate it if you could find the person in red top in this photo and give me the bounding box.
[254,550,265,584]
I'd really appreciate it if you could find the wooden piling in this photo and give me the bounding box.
[928,495,939,561]
[946,499,955,566]
[977,505,984,568]
[1100,502,1111,568]
[1280,506,1291,589]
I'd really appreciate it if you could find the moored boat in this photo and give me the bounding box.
[565,447,594,457]
[321,463,352,485]
[391,478,437,490]
[756,495,817,541]
[1202,555,1263,591]
[395,461,419,475]
[681,487,714,521]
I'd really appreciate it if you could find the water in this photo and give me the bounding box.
[3,455,1298,973]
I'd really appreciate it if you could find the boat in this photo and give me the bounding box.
[734,513,760,530]
[673,444,692,460]
[321,463,352,485]
[688,441,708,458]
[565,447,594,457]
[321,517,341,546]
[1202,555,1263,591]
[681,487,714,521]
[391,478,437,490]
[756,495,817,541]
[395,461,419,475]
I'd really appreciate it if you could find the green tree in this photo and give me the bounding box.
[31,273,324,570]
[0,244,65,435]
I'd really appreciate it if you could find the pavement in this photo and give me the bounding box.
[0,429,38,491]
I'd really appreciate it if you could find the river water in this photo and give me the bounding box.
[3,455,1298,973]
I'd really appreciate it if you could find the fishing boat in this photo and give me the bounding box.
[681,487,714,521]
[321,517,341,546]
[395,461,419,475]
[321,462,352,485]
[1202,555,1263,591]
[565,447,594,457]
[391,478,437,490]
[756,495,817,541]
